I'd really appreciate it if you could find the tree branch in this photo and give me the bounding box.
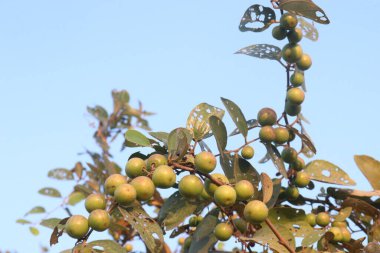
[265,218,296,253]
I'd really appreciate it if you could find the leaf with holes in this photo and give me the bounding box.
[124,129,151,147]
[279,0,330,24]
[299,17,319,41]
[354,155,380,190]
[219,153,235,182]
[186,103,224,141]
[233,156,260,186]
[342,197,380,218]
[221,97,248,138]
[264,143,287,178]
[25,206,46,216]
[209,115,227,152]
[149,131,169,145]
[235,44,282,60]
[304,160,356,186]
[239,4,276,32]
[38,187,61,198]
[302,229,327,247]
[261,173,273,204]
[230,119,259,136]
[85,240,127,253]
[167,128,192,161]
[47,168,74,180]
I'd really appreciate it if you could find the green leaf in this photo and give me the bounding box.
[264,143,288,178]
[301,229,326,247]
[38,187,62,198]
[25,206,46,216]
[29,226,39,236]
[87,240,127,253]
[266,178,283,208]
[68,191,86,206]
[333,207,352,222]
[209,116,227,152]
[291,127,316,155]
[299,17,318,41]
[221,97,248,138]
[167,128,192,161]
[304,160,356,186]
[112,89,130,112]
[229,119,258,136]
[149,131,169,145]
[74,184,93,196]
[219,153,235,182]
[16,219,31,225]
[235,44,282,60]
[233,156,260,186]
[40,218,62,229]
[279,0,330,24]
[186,103,225,141]
[47,168,74,180]
[239,4,276,32]
[124,129,151,147]
[354,155,380,190]
[87,105,108,123]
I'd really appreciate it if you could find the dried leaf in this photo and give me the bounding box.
[261,173,273,204]
[354,155,380,190]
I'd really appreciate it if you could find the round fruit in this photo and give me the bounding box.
[259,126,276,143]
[280,13,298,30]
[241,145,254,159]
[214,223,233,241]
[286,186,299,200]
[233,218,248,233]
[287,88,305,105]
[281,147,298,163]
[340,227,351,243]
[205,173,229,195]
[244,200,269,224]
[130,176,155,201]
[125,244,133,252]
[235,180,254,201]
[291,157,305,171]
[178,237,185,245]
[306,213,316,227]
[274,127,290,144]
[125,157,146,178]
[272,25,287,40]
[295,171,310,188]
[287,28,303,43]
[114,183,136,206]
[195,151,217,174]
[85,193,106,213]
[189,216,199,227]
[288,129,296,142]
[285,102,301,116]
[296,54,312,71]
[282,43,303,63]
[257,108,277,126]
[65,215,89,239]
[332,220,347,228]
[200,188,212,201]
[214,185,237,207]
[152,165,176,189]
[147,154,167,171]
[88,209,110,232]
[290,72,304,87]
[329,227,343,242]
[105,174,127,195]
[179,175,204,198]
[184,237,192,249]
[316,212,330,227]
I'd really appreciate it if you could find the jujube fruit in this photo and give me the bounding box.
[290,72,304,87]
[294,171,310,188]
[234,180,254,201]
[85,193,106,213]
[205,173,229,195]
[214,223,233,241]
[287,28,303,43]
[272,25,287,40]
[214,185,237,207]
[280,13,298,30]
[257,108,277,126]
[285,102,301,116]
[105,174,127,195]
[195,151,217,174]
[306,213,316,227]
[88,209,110,232]
[259,126,276,143]
[241,145,254,159]
[179,175,203,198]
[114,183,137,206]
[329,227,343,242]
[274,127,290,144]
[130,176,155,201]
[147,154,167,171]
[244,200,269,224]
[282,43,303,63]
[285,186,299,200]
[316,212,330,227]
[287,88,305,105]
[152,165,176,188]
[296,54,312,71]
[281,147,298,163]
[65,215,89,239]
[125,157,146,178]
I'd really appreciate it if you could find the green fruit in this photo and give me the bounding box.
[332,220,347,228]
[290,72,304,87]
[285,102,301,116]
[329,227,343,242]
[241,145,254,159]
[272,25,287,40]
[287,28,303,43]
[233,218,247,233]
[306,213,316,227]
[235,180,254,201]
[257,108,277,126]
[65,215,89,239]
[125,244,133,252]
[147,154,167,171]
[125,157,146,178]
[244,200,269,224]
[291,157,305,171]
[259,126,276,143]
[105,174,127,195]
[184,237,192,249]
[316,212,330,227]
[285,186,299,200]
[114,183,136,206]
[88,209,110,232]
[214,185,237,207]
[287,88,305,105]
[296,54,312,71]
[152,165,176,188]
[85,193,106,213]
[294,171,310,188]
[195,151,217,174]
[282,43,303,63]
[200,188,212,201]
[274,127,290,144]
[205,173,229,195]
[130,176,155,201]
[179,175,203,198]
[189,216,199,227]
[340,227,351,243]
[280,13,298,30]
[214,223,233,241]
[288,129,296,142]
[281,147,298,163]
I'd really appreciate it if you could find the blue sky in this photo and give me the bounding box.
[1,0,380,252]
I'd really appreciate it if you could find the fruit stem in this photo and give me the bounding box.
[265,218,296,253]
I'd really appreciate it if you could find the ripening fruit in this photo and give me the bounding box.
[244,200,269,224]
[195,151,217,174]
[147,154,167,171]
[125,244,133,252]
[125,157,146,178]
[332,220,347,228]
[285,102,301,116]
[88,209,110,232]
[316,212,330,227]
[306,213,316,227]
[296,54,312,71]
[184,237,192,249]
[65,215,89,239]
[105,174,127,195]
[178,237,185,245]
[329,227,343,242]
[295,171,310,188]
[287,28,303,43]
[257,108,277,126]
[274,127,290,144]
[259,126,276,143]
[280,13,298,30]
[281,147,298,163]
[114,183,136,206]
[290,72,304,87]
[288,129,296,142]
[152,165,176,188]
[340,227,351,243]
[214,185,237,207]
[179,175,204,198]
[287,88,305,105]
[291,157,305,171]
[205,173,229,195]
[200,188,212,201]
[85,193,106,213]
[130,176,155,201]
[285,186,299,200]
[272,25,287,40]
[214,223,233,241]
[282,43,303,63]
[241,145,254,159]
[233,218,248,233]
[235,180,254,201]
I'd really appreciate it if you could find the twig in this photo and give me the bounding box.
[265,218,296,253]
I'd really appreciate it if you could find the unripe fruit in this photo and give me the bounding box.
[179,175,203,198]
[272,25,287,40]
[65,215,89,239]
[105,174,127,195]
[184,237,192,249]
[195,151,217,174]
[241,145,254,159]
[280,13,298,30]
[288,129,296,142]
[233,218,248,233]
[147,154,167,171]
[257,108,277,126]
[281,147,298,163]
[88,209,110,232]
[85,193,106,213]
[214,185,237,207]
[290,72,304,87]
[235,180,254,201]
[274,127,290,144]
[200,188,212,201]
[286,186,299,200]
[125,157,146,178]
[282,43,303,63]
[214,223,233,241]
[306,213,316,227]
[285,102,301,116]
[114,183,136,206]
[291,157,305,171]
[316,212,330,227]
[152,165,176,189]
[244,200,269,224]
[130,176,155,201]
[329,227,343,242]
[340,227,351,243]
[332,220,347,228]
[259,126,276,143]
[125,244,133,252]
[296,54,312,71]
[295,171,310,188]
[287,88,305,105]
[287,28,303,43]
[189,216,199,227]
[178,237,185,245]
[205,173,229,195]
